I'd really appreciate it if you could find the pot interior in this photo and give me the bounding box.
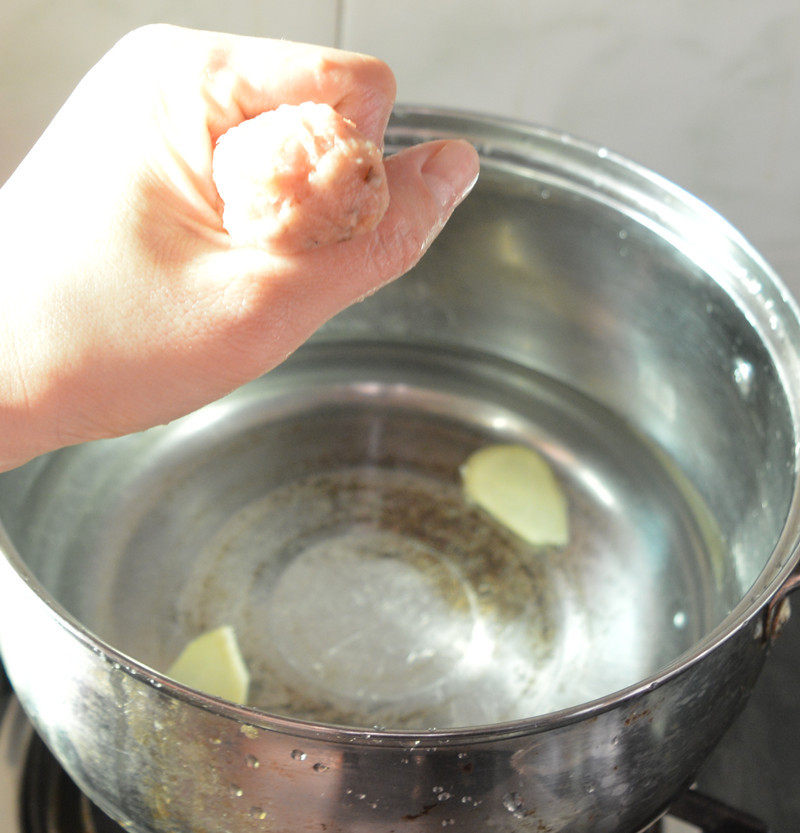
[1,112,797,731]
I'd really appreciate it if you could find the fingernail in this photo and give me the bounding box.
[421,140,480,210]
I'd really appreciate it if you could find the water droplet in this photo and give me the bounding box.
[744,276,763,295]
[432,786,443,794]
[245,754,260,769]
[291,749,307,761]
[249,806,267,820]
[733,357,754,397]
[370,801,378,809]
[588,785,596,794]
[442,820,455,827]
[457,752,468,760]
[618,229,628,240]
[438,792,452,802]
[673,610,687,629]
[540,188,551,200]
[461,795,473,804]
[356,793,366,801]
[400,756,409,764]
[313,762,329,773]
[503,791,524,816]
[230,784,243,798]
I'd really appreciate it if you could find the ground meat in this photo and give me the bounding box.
[212,102,389,254]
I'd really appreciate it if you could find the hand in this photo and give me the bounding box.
[0,25,479,471]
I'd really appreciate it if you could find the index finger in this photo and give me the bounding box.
[187,27,397,145]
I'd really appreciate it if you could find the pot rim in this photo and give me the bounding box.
[3,105,800,745]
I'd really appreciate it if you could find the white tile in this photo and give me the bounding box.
[340,0,615,117]
[340,0,800,292]
[0,0,338,183]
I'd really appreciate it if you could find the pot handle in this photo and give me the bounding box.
[764,564,800,643]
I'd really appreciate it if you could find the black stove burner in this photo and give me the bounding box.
[21,733,122,833]
[17,730,770,833]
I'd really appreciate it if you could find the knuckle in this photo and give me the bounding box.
[307,52,340,88]
[366,56,397,104]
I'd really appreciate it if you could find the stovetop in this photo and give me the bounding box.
[2,609,798,832]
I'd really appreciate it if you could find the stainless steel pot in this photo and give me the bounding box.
[1,107,800,833]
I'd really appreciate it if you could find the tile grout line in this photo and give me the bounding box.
[334,0,344,49]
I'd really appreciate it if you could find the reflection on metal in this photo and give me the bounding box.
[0,695,773,833]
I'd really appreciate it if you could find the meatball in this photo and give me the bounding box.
[212,102,389,254]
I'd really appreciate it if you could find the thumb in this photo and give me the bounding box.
[325,139,481,298]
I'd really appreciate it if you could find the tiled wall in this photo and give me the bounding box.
[2,1,798,289]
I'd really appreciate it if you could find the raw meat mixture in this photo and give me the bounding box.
[212,102,389,253]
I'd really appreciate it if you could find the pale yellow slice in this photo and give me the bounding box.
[461,444,569,546]
[167,625,250,704]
